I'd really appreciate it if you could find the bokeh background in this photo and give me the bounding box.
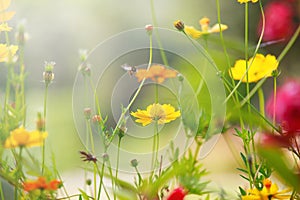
[1,0,299,197]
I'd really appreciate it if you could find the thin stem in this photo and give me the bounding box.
[42,84,49,175]
[258,87,265,117]
[87,119,95,153]
[150,0,169,66]
[114,137,122,200]
[244,3,251,116]
[272,77,277,127]
[0,180,4,200]
[97,162,105,200]
[95,164,111,200]
[93,164,97,200]
[108,34,153,146]
[277,25,300,62]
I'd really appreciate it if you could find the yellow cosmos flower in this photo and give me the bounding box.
[242,179,291,200]
[184,17,228,39]
[0,0,15,22]
[229,54,278,83]
[0,23,11,31]
[0,44,18,62]
[4,127,48,148]
[131,103,181,126]
[237,0,258,4]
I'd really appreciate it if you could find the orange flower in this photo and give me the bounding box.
[135,65,177,84]
[23,177,61,192]
[47,180,62,191]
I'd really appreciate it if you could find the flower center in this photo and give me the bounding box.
[149,104,166,121]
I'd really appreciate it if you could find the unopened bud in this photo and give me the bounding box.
[84,108,92,119]
[36,112,45,131]
[174,20,185,31]
[177,74,184,82]
[92,115,101,123]
[102,153,109,162]
[130,159,138,167]
[43,61,55,85]
[145,24,153,35]
[86,179,92,186]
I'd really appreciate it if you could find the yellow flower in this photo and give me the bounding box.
[135,65,177,84]
[0,0,15,22]
[184,17,228,39]
[229,54,278,83]
[242,179,291,200]
[237,0,258,4]
[131,103,181,126]
[0,23,11,32]
[4,127,48,148]
[0,44,18,62]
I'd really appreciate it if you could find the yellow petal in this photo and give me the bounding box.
[210,24,228,33]
[0,0,12,12]
[0,22,11,31]
[184,26,202,39]
[0,11,15,22]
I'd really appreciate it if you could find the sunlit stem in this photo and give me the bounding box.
[95,162,111,200]
[272,77,277,128]
[108,34,153,146]
[0,180,4,200]
[114,137,122,200]
[42,84,49,175]
[258,87,265,117]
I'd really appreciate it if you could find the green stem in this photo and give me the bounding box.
[244,3,251,116]
[95,163,111,200]
[42,84,49,175]
[277,25,300,62]
[114,137,122,200]
[150,0,169,66]
[87,119,95,153]
[272,77,277,127]
[93,164,97,200]
[14,147,23,199]
[194,139,202,160]
[258,87,265,117]
[108,34,153,146]
[97,162,105,200]
[0,180,4,200]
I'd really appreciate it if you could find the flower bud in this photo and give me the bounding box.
[43,61,55,85]
[92,115,101,123]
[173,20,185,31]
[130,159,138,167]
[177,74,184,82]
[102,153,109,162]
[79,49,88,62]
[83,108,92,119]
[145,24,153,35]
[86,179,92,186]
[36,112,45,131]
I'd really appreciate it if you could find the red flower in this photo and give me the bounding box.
[167,187,186,200]
[257,1,297,42]
[266,80,300,132]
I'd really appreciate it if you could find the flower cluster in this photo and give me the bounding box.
[23,177,62,192]
[242,179,291,200]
